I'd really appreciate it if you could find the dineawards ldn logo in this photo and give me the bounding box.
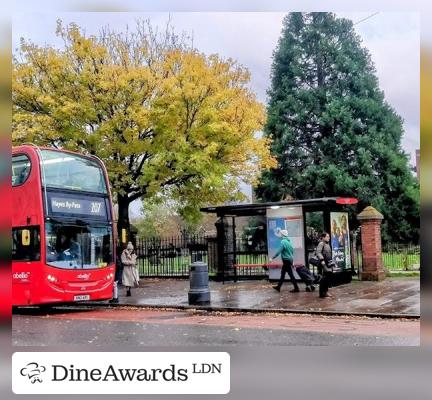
[12,352,230,394]
[20,362,47,384]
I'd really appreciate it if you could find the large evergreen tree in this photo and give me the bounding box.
[257,12,419,243]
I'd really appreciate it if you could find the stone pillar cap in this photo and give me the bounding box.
[357,206,384,221]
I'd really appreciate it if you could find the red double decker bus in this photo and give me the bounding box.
[12,145,115,306]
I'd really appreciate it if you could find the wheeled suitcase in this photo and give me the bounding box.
[294,265,315,285]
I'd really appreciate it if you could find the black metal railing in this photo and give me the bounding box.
[228,238,268,279]
[133,234,213,278]
[355,243,420,272]
[131,234,269,279]
[130,234,419,278]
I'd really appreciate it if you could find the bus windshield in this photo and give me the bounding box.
[40,150,107,194]
[45,222,113,269]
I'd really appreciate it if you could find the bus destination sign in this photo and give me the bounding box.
[49,195,107,218]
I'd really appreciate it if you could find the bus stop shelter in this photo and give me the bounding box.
[201,197,358,283]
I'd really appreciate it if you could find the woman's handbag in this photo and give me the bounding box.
[322,259,336,273]
[308,251,320,267]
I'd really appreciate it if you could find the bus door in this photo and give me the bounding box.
[12,226,41,305]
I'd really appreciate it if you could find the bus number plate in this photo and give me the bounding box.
[74,295,90,301]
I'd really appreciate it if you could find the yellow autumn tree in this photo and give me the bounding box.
[13,20,276,234]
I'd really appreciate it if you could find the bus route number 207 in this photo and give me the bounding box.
[91,202,102,214]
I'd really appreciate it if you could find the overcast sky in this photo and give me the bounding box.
[12,11,420,215]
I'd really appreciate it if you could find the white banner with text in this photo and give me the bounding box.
[12,352,230,394]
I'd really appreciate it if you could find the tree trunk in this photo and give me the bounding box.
[117,193,131,243]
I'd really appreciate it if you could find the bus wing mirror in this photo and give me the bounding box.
[21,229,31,246]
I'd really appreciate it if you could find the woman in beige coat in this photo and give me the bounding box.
[121,242,139,297]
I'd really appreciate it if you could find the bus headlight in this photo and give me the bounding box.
[47,274,57,283]
[106,273,114,280]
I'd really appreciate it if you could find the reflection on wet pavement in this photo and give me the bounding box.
[110,278,419,316]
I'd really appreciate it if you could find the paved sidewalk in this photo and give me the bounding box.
[98,277,420,318]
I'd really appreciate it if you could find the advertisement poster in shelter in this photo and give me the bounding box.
[330,212,351,270]
[267,206,305,280]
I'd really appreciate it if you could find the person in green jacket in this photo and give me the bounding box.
[269,229,299,293]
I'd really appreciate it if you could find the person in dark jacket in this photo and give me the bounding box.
[270,229,299,293]
[316,232,334,298]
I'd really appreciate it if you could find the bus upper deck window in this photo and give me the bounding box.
[12,154,31,186]
[40,150,107,194]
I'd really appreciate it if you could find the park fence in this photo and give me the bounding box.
[132,234,419,278]
[132,234,268,279]
[133,234,213,278]
[355,243,420,272]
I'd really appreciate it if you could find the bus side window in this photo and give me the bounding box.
[12,154,31,186]
[12,227,41,261]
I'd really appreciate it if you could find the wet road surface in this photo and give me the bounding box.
[13,307,419,346]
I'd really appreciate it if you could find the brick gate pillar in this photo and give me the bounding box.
[357,206,386,281]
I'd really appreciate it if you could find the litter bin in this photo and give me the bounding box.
[188,261,211,305]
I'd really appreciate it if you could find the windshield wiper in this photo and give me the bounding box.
[75,219,89,226]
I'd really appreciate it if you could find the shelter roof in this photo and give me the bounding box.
[200,197,352,217]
